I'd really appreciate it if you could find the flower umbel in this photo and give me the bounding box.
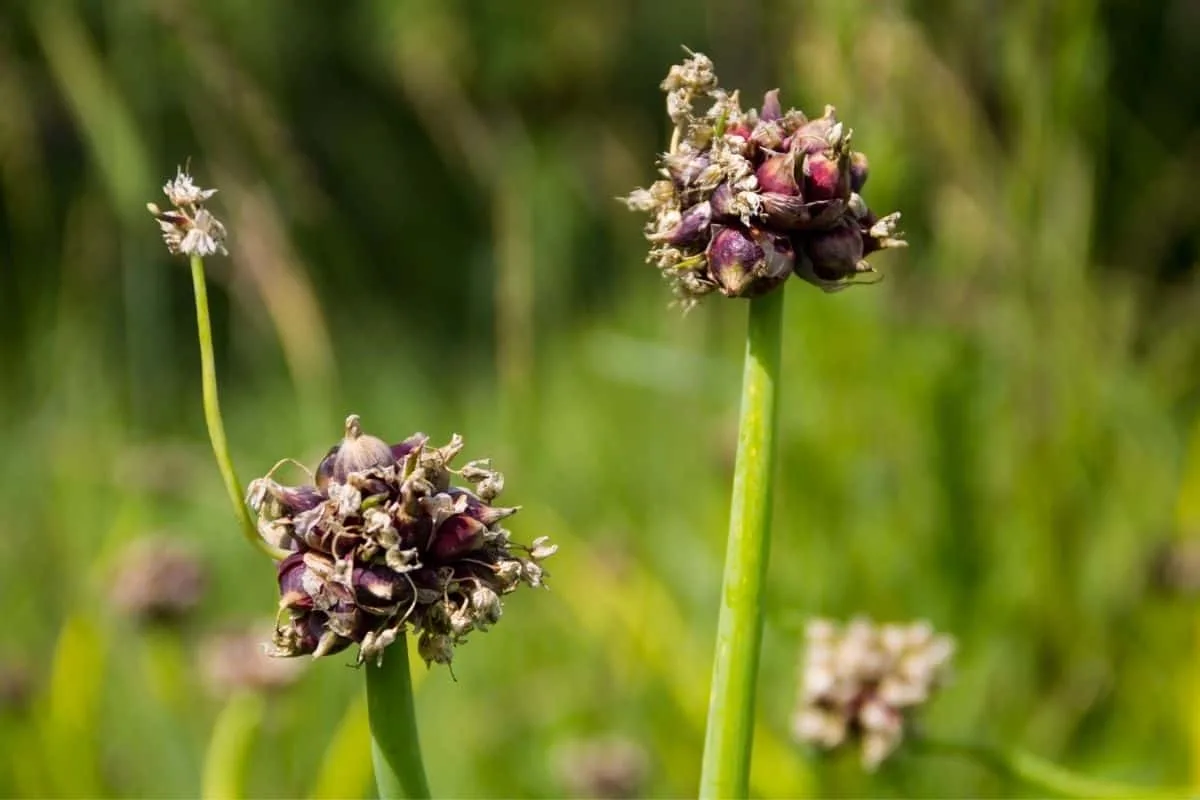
[247,415,555,667]
[147,167,228,257]
[790,617,954,770]
[624,51,906,308]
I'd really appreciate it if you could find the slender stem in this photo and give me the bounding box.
[201,692,265,800]
[189,255,287,561]
[366,635,431,799]
[916,736,1192,799]
[699,290,785,799]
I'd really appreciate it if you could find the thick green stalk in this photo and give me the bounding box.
[366,636,431,799]
[917,737,1192,799]
[699,290,785,799]
[189,255,287,561]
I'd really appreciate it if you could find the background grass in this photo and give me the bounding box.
[1,0,1199,796]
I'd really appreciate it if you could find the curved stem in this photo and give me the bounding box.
[366,635,431,799]
[201,692,265,800]
[699,290,785,799]
[916,736,1193,799]
[189,255,288,561]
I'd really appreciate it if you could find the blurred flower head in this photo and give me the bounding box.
[0,659,33,715]
[199,624,305,698]
[1150,536,1200,597]
[623,51,906,308]
[147,167,228,257]
[247,414,556,667]
[553,736,650,799]
[790,617,954,770]
[109,537,208,625]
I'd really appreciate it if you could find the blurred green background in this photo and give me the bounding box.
[2,0,1200,796]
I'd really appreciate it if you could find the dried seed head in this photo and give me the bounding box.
[623,53,905,307]
[250,415,555,669]
[147,167,228,257]
[109,538,208,624]
[790,617,954,770]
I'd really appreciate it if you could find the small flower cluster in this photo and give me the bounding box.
[146,167,228,257]
[247,415,555,667]
[0,660,32,714]
[199,624,305,698]
[791,617,954,770]
[624,52,906,307]
[553,736,650,799]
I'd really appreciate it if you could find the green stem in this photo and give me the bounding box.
[189,255,287,561]
[366,635,431,799]
[699,290,785,799]
[201,692,265,800]
[916,736,1193,799]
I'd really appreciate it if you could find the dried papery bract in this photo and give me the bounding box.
[248,414,556,667]
[791,617,955,770]
[623,51,907,308]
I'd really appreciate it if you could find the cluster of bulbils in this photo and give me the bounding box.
[624,52,906,307]
[246,415,556,667]
[791,618,954,769]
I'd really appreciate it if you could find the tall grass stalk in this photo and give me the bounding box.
[699,290,784,798]
[366,636,431,799]
[189,254,287,561]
